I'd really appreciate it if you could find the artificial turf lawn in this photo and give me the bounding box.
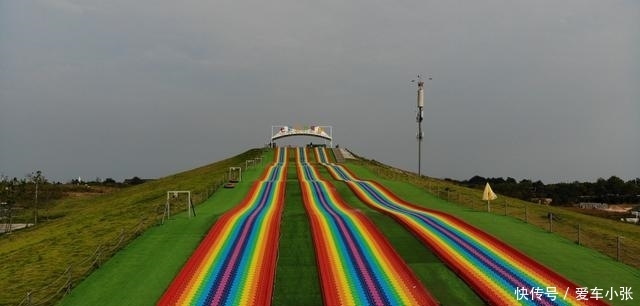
[271,164,322,305]
[55,151,639,306]
[341,162,640,306]
[318,165,484,305]
[56,152,271,306]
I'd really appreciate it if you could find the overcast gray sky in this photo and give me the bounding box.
[1,0,638,183]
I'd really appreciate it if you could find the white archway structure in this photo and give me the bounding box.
[271,125,333,147]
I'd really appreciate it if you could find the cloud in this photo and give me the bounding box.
[1,0,638,182]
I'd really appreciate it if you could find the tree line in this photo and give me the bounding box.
[0,172,146,208]
[456,175,640,206]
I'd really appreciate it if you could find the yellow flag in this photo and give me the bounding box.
[482,183,498,201]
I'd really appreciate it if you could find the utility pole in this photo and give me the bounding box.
[30,170,43,225]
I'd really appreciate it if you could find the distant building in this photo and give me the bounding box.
[578,202,608,209]
[531,198,553,205]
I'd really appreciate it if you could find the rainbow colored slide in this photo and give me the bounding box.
[296,148,438,306]
[157,148,287,306]
[316,148,608,306]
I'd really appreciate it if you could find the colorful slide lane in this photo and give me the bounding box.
[157,148,288,306]
[296,147,438,306]
[316,148,608,306]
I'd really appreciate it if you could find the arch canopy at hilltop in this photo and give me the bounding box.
[271,125,333,147]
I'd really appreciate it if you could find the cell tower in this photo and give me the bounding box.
[412,74,431,176]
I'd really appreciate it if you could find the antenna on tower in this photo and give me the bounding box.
[411,74,432,84]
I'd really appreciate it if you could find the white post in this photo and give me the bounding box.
[271,125,275,147]
[165,192,171,220]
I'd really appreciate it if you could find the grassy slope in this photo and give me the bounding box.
[318,166,484,305]
[343,162,640,305]
[57,152,270,306]
[353,156,640,270]
[318,150,482,304]
[271,161,322,305]
[4,147,638,305]
[0,148,264,306]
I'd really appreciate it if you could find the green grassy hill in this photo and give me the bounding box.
[1,147,638,306]
[339,160,639,304]
[353,156,640,268]
[0,148,264,305]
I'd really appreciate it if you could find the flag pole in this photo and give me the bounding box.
[483,182,497,213]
